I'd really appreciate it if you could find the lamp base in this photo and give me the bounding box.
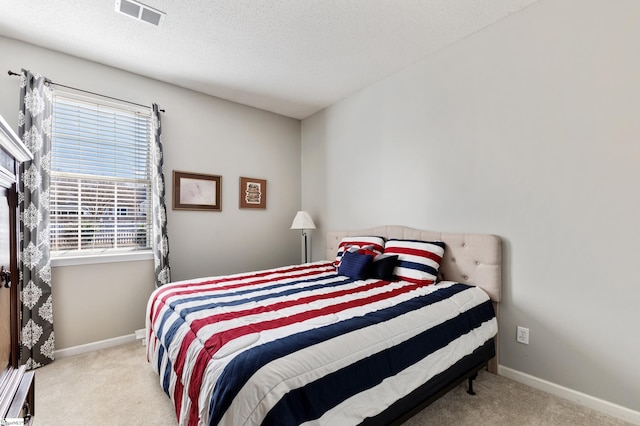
[302,230,309,263]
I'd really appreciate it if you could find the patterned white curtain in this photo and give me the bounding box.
[17,69,54,368]
[151,104,170,286]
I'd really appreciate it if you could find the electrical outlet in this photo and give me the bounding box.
[516,326,529,344]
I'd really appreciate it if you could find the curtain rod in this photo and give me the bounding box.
[7,70,165,112]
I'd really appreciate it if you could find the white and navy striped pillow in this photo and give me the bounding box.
[334,236,385,266]
[383,239,445,285]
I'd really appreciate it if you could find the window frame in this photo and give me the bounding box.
[49,89,154,263]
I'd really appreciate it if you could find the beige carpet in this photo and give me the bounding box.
[33,342,632,426]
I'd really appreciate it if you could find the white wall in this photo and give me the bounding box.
[0,36,302,349]
[302,0,640,414]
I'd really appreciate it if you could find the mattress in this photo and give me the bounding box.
[146,261,497,426]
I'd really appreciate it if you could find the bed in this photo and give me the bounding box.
[146,225,501,426]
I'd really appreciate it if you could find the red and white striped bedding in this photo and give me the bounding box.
[146,261,497,426]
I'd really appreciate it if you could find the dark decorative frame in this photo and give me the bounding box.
[239,177,267,209]
[173,170,222,211]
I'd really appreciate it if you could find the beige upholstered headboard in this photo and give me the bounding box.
[326,225,502,303]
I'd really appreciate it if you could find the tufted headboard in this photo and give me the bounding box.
[325,225,502,303]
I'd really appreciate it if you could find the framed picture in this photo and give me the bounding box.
[173,170,222,211]
[239,177,267,209]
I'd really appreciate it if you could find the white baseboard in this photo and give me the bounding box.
[54,333,138,359]
[499,365,640,426]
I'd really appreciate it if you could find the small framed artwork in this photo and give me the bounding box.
[173,170,222,211]
[239,177,267,209]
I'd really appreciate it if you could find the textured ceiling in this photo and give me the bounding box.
[0,0,540,119]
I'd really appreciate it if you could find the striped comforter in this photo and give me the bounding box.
[146,261,497,426]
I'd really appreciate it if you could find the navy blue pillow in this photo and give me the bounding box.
[337,250,374,280]
[371,255,399,281]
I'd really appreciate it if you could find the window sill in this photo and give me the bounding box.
[51,251,154,267]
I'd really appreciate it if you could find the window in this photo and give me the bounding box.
[50,92,152,257]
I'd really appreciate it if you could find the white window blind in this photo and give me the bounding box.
[50,92,152,256]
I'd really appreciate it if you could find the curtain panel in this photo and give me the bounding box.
[151,104,170,286]
[18,69,54,368]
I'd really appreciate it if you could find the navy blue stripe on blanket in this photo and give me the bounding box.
[160,347,173,396]
[207,283,487,426]
[262,300,495,426]
[156,344,174,396]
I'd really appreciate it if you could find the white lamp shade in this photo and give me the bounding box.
[290,211,316,230]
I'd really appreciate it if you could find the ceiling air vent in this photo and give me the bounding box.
[115,0,165,27]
